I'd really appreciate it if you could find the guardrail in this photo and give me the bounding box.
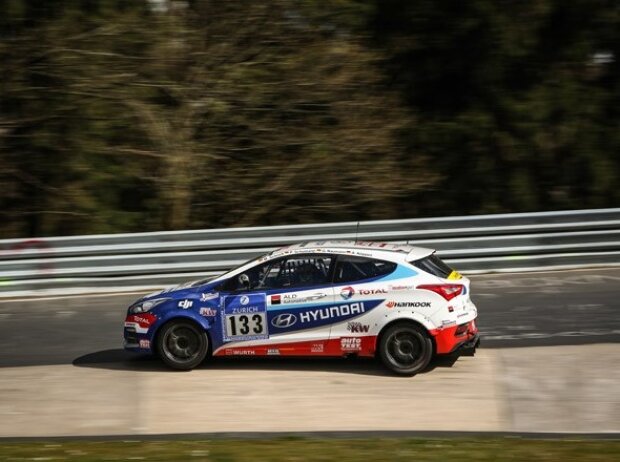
[1,208,619,294]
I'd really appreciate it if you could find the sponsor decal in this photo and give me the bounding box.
[225,349,255,356]
[222,294,269,342]
[269,300,383,333]
[386,301,431,308]
[126,313,157,328]
[442,320,457,327]
[347,322,370,333]
[139,339,150,349]
[340,337,362,352]
[389,284,415,291]
[178,299,193,309]
[271,313,298,328]
[357,288,387,295]
[200,292,219,302]
[199,307,217,317]
[340,286,355,300]
[299,302,365,324]
[273,293,327,304]
[267,348,280,356]
[311,343,324,353]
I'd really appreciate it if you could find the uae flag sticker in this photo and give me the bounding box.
[270,295,281,305]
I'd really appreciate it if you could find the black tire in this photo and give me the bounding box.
[156,320,209,370]
[378,322,433,376]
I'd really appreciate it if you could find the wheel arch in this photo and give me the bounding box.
[375,317,436,357]
[152,314,213,356]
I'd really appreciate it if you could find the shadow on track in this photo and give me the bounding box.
[72,349,464,377]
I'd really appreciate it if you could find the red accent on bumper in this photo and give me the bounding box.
[125,313,157,329]
[214,336,378,357]
[431,319,478,354]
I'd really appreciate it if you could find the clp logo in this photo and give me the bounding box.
[340,286,355,300]
[240,295,250,305]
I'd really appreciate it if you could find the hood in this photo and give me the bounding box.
[140,276,220,301]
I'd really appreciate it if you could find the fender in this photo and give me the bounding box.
[380,309,437,332]
[373,310,438,354]
[150,309,212,342]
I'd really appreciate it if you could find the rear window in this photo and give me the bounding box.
[410,253,453,278]
[334,255,397,284]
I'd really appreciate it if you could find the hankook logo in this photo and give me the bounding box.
[271,313,298,328]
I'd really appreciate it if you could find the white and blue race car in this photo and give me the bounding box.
[124,241,479,375]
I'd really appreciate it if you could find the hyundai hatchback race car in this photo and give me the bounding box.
[124,241,479,375]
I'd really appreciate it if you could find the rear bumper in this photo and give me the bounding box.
[452,332,480,353]
[431,319,479,354]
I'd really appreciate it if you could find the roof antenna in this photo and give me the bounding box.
[354,221,360,243]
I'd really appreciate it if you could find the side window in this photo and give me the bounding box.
[266,256,333,289]
[223,255,333,291]
[333,255,396,284]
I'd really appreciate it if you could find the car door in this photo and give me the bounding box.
[217,253,337,355]
[328,255,397,354]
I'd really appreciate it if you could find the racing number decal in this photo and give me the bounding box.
[222,293,269,341]
[226,313,265,337]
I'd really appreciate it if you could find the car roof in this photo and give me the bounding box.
[268,240,434,263]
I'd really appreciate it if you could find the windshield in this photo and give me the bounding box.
[189,253,269,287]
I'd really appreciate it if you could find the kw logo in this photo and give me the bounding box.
[347,322,370,333]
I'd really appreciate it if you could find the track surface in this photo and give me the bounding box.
[0,268,619,368]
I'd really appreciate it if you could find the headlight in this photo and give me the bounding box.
[129,298,169,314]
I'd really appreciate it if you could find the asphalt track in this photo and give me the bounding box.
[0,268,619,437]
[0,268,619,368]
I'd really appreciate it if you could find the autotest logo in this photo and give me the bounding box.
[340,286,355,300]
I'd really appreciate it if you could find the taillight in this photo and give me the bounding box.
[417,284,463,301]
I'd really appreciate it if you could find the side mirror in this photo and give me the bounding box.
[238,273,250,290]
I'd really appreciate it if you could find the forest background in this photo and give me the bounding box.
[1,0,618,238]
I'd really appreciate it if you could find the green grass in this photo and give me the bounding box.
[1,437,619,461]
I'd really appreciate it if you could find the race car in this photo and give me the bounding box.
[124,241,479,375]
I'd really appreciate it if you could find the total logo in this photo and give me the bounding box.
[357,288,387,295]
[340,286,355,300]
[128,313,157,327]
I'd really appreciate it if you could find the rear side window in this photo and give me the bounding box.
[334,255,396,284]
[410,253,453,278]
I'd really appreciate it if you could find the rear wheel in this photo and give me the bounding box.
[378,323,433,376]
[156,320,209,370]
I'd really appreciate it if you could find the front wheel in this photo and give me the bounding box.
[156,320,209,370]
[378,323,433,376]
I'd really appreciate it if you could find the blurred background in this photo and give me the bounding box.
[0,0,618,238]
